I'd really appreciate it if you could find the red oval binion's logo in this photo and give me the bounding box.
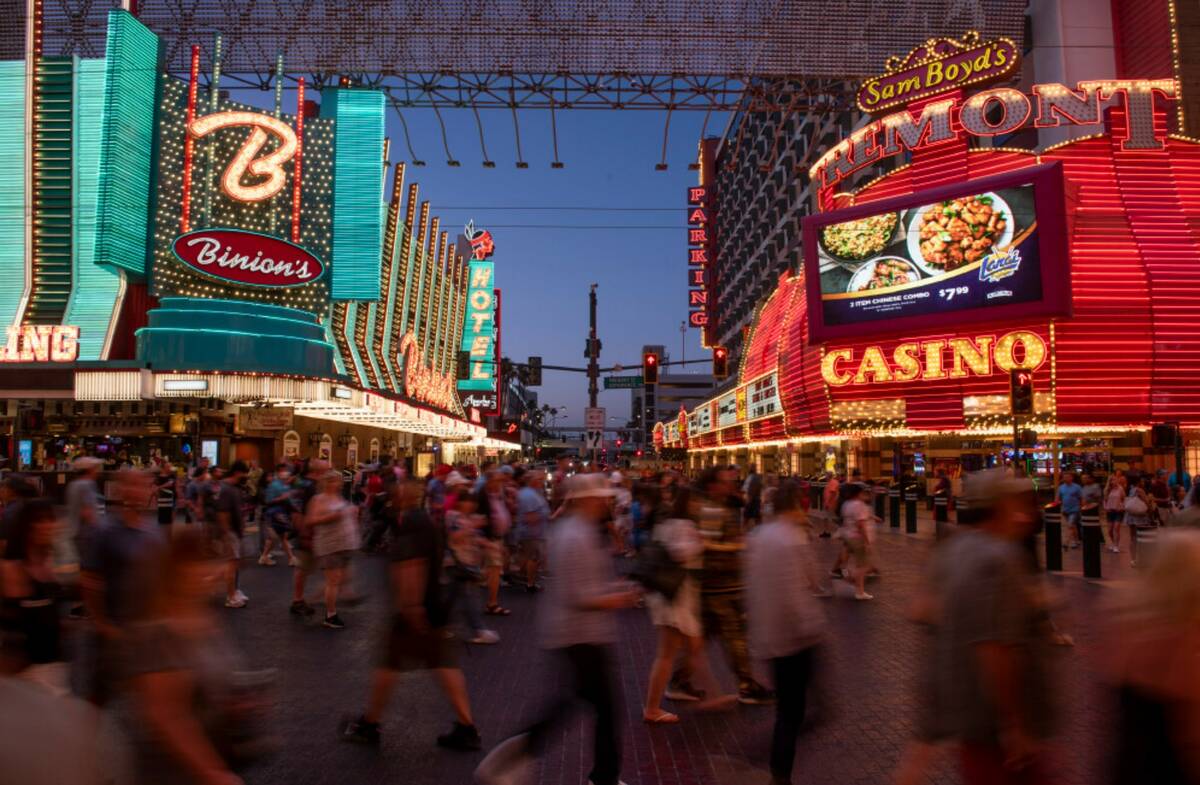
[171,228,326,288]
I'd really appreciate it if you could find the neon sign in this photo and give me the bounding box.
[464,220,495,260]
[171,228,325,288]
[820,330,1047,387]
[687,186,709,329]
[856,32,1019,114]
[398,332,458,411]
[189,110,299,202]
[458,220,498,410]
[813,78,1179,191]
[0,325,80,363]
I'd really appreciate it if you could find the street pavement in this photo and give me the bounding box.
[228,518,1131,785]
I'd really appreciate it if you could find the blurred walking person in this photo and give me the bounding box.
[475,474,640,785]
[258,464,297,567]
[1104,529,1200,785]
[928,468,1059,785]
[340,478,481,751]
[746,480,827,785]
[307,470,359,629]
[515,470,549,592]
[288,459,325,617]
[1,500,68,694]
[1105,473,1126,553]
[63,457,102,569]
[642,486,737,723]
[841,483,878,601]
[210,462,249,609]
[119,529,266,785]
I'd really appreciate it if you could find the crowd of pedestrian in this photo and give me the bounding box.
[1,452,1199,785]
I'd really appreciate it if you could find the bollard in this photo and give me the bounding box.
[811,482,824,512]
[904,487,918,533]
[873,484,887,520]
[1134,523,1158,568]
[1080,505,1102,578]
[1043,502,1063,571]
[933,491,949,539]
[889,486,901,529]
[955,497,970,525]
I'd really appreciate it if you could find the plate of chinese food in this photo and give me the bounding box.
[846,256,921,293]
[906,192,1013,275]
[819,211,899,262]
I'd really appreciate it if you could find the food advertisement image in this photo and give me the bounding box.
[815,184,1039,325]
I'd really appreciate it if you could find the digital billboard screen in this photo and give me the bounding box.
[802,162,1070,343]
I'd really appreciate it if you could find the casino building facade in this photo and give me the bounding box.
[663,16,1200,491]
[0,10,509,479]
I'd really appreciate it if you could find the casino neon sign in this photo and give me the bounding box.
[189,111,298,202]
[820,330,1046,387]
[398,332,457,411]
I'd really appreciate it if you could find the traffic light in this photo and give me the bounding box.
[527,356,542,386]
[616,438,623,448]
[643,351,659,384]
[712,346,729,380]
[456,350,470,380]
[1010,368,1034,415]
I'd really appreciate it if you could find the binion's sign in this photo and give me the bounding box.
[814,78,1178,192]
[172,228,326,288]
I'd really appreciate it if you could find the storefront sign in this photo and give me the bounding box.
[820,329,1047,387]
[398,332,458,412]
[189,110,299,202]
[0,325,79,363]
[238,406,294,431]
[460,392,499,411]
[814,78,1178,191]
[856,32,1019,114]
[172,228,326,288]
[804,163,1069,342]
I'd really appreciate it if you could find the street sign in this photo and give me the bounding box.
[584,407,606,430]
[585,430,603,450]
[603,375,643,390]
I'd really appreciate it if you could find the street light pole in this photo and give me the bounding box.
[680,320,686,367]
[588,284,599,464]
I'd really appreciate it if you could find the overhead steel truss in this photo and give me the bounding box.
[33,0,1027,112]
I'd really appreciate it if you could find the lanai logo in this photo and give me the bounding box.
[172,228,325,288]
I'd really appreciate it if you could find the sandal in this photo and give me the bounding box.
[643,710,680,724]
[485,605,512,616]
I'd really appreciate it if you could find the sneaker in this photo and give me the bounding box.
[854,592,875,601]
[436,721,482,751]
[257,554,276,566]
[323,614,346,629]
[475,733,534,785]
[525,583,543,593]
[234,589,249,603]
[225,595,248,608]
[290,600,316,616]
[829,569,844,579]
[737,685,775,705]
[339,715,381,746]
[665,681,705,702]
[288,555,300,567]
[470,629,500,645]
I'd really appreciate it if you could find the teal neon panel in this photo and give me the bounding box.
[66,58,123,360]
[94,10,159,278]
[0,61,26,327]
[326,89,385,301]
[341,302,368,383]
[136,298,336,377]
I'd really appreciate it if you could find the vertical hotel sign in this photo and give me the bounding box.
[687,187,710,334]
[458,221,499,414]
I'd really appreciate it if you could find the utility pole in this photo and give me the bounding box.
[588,284,599,465]
[679,320,686,366]
[588,284,599,408]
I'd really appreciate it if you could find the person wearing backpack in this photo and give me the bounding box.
[1125,476,1152,567]
[641,486,737,723]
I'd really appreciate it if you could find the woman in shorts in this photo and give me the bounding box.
[308,471,360,629]
[1105,472,1127,552]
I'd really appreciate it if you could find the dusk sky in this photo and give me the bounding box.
[380,107,724,428]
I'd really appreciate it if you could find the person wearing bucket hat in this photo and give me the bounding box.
[476,473,638,785]
[922,468,1059,784]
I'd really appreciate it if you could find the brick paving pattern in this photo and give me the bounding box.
[233,520,1128,785]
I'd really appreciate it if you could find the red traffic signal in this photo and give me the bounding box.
[1010,368,1034,415]
[713,346,729,380]
[643,352,659,384]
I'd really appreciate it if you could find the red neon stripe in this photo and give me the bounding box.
[181,44,200,233]
[292,77,304,243]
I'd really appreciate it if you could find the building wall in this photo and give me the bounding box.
[0,60,26,327]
